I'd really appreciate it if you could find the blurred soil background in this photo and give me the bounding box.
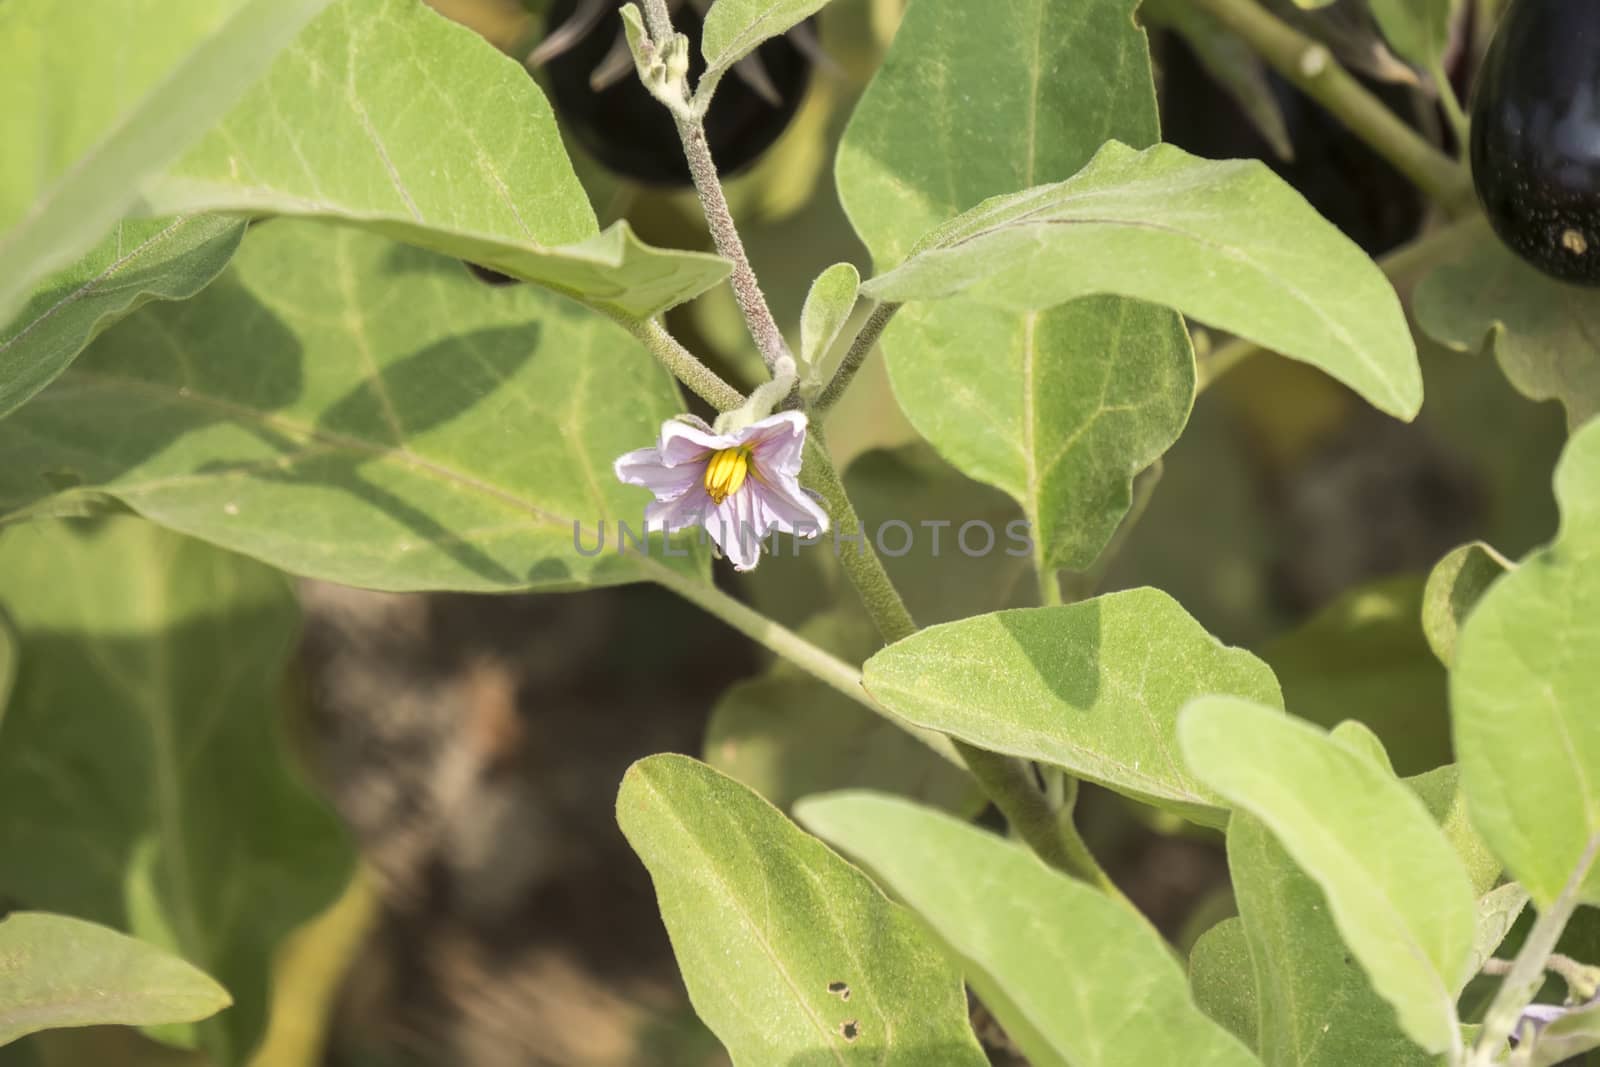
[12,1,1570,1065]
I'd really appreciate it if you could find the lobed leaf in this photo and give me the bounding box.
[861,588,1284,826]
[1181,697,1478,1053]
[0,0,330,324]
[0,220,706,592]
[0,913,230,1047]
[0,216,243,422]
[862,141,1423,418]
[616,756,987,1066]
[1452,418,1600,906]
[1415,229,1600,429]
[0,517,351,1064]
[799,792,1260,1067]
[1187,918,1259,1053]
[142,0,728,319]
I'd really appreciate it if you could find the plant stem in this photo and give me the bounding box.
[800,430,919,643]
[638,0,791,376]
[1430,59,1471,150]
[648,563,965,767]
[1189,0,1474,213]
[1197,214,1487,393]
[623,317,745,412]
[814,302,901,413]
[1467,834,1600,1066]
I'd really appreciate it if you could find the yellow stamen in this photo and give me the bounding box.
[704,446,752,505]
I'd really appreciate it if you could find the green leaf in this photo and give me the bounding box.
[861,588,1284,825]
[862,141,1422,419]
[1331,719,1398,774]
[701,0,833,82]
[0,0,330,325]
[1407,765,1504,896]
[616,755,987,1066]
[1415,229,1600,429]
[704,612,980,815]
[1225,813,1439,1067]
[1180,697,1478,1053]
[0,609,14,726]
[1187,918,1259,1053]
[1421,541,1511,668]
[1452,418,1600,906]
[797,792,1259,1067]
[0,517,351,1064]
[884,296,1195,571]
[0,913,230,1047]
[143,0,728,320]
[799,263,859,373]
[835,0,1189,572]
[0,216,243,422]
[1263,576,1452,776]
[1369,0,1454,69]
[0,220,705,592]
[1467,883,1528,980]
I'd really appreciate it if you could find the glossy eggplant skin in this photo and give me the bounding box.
[541,0,810,187]
[1470,0,1600,285]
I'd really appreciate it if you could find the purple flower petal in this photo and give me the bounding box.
[615,445,703,498]
[743,411,808,478]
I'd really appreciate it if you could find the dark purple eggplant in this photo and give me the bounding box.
[536,0,813,186]
[1470,0,1600,285]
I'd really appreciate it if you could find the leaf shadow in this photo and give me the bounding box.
[994,599,1103,712]
[4,270,546,587]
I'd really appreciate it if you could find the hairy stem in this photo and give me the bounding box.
[814,301,901,413]
[1467,835,1600,1066]
[623,317,746,412]
[1190,0,1474,213]
[648,563,964,767]
[638,0,791,376]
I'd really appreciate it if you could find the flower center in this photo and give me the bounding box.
[704,446,752,505]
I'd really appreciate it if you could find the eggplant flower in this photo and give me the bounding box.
[614,411,829,570]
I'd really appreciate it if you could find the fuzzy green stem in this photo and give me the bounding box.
[638,0,790,376]
[647,562,965,767]
[1467,835,1600,1067]
[1430,59,1471,150]
[1190,0,1474,213]
[814,302,901,414]
[623,317,745,411]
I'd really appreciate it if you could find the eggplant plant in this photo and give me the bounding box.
[0,0,1598,1064]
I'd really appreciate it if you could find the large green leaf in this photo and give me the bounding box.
[616,755,986,1066]
[861,589,1284,825]
[0,216,243,422]
[1225,814,1438,1067]
[1452,418,1600,906]
[798,793,1260,1067]
[0,220,704,592]
[1180,698,1477,1054]
[0,517,351,1064]
[0,0,329,325]
[883,297,1195,571]
[836,0,1190,572]
[142,0,727,320]
[0,913,229,1047]
[863,141,1422,418]
[1415,230,1600,429]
